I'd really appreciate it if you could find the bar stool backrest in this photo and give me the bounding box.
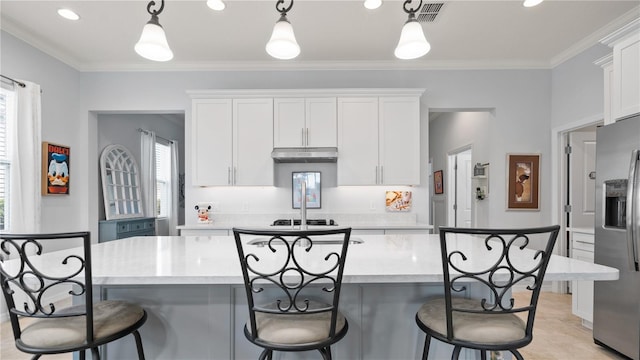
[438,226,560,342]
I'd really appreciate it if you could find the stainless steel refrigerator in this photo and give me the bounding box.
[593,115,640,360]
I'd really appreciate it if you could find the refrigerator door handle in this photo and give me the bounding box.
[626,149,640,271]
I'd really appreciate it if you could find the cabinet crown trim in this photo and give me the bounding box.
[600,18,640,47]
[187,88,426,98]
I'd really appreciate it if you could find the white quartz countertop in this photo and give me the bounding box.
[24,234,618,286]
[176,223,434,231]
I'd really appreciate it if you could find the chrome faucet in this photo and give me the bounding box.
[300,180,307,230]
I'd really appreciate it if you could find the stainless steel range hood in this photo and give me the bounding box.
[271,147,338,163]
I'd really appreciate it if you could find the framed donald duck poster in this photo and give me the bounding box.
[42,142,70,195]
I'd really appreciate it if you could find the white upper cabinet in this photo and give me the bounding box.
[337,97,380,185]
[191,97,273,186]
[613,32,640,119]
[192,98,233,186]
[338,95,421,186]
[274,97,337,148]
[600,21,640,121]
[233,98,274,186]
[379,97,421,185]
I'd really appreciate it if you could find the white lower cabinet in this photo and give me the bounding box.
[571,232,595,327]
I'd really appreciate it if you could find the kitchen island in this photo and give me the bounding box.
[36,233,617,360]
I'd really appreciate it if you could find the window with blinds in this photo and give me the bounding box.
[0,88,14,231]
[155,141,171,218]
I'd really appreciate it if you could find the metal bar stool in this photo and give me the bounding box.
[415,226,560,360]
[0,232,147,359]
[233,227,352,360]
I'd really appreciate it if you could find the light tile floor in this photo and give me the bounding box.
[0,292,628,359]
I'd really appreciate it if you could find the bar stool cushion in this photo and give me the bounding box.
[417,297,526,345]
[250,310,346,345]
[20,300,145,349]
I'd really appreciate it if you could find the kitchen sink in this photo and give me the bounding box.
[248,237,363,247]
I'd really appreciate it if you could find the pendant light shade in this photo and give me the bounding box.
[395,1,430,60]
[523,0,544,7]
[266,15,300,59]
[135,0,173,62]
[266,0,300,60]
[364,0,382,10]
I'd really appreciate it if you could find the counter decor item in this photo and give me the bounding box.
[507,154,540,210]
[41,141,70,195]
[386,191,412,211]
[195,203,212,224]
[292,171,321,209]
[434,170,444,194]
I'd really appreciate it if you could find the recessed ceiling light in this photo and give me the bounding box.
[523,0,544,7]
[57,8,80,21]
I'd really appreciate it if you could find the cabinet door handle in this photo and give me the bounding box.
[375,166,379,184]
[305,128,309,147]
[301,128,305,147]
[228,167,231,185]
[380,165,384,184]
[234,167,237,185]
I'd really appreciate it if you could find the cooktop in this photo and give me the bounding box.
[271,219,337,226]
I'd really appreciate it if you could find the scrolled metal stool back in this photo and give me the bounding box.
[438,226,560,341]
[233,227,352,341]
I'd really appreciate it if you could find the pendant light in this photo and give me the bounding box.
[364,0,382,10]
[266,0,300,60]
[523,0,544,7]
[394,0,430,60]
[134,0,174,62]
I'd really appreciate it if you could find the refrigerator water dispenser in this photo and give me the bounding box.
[604,179,627,229]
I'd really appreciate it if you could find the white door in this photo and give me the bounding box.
[569,130,597,229]
[457,150,473,228]
[447,149,473,227]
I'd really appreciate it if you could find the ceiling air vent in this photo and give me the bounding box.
[417,3,444,23]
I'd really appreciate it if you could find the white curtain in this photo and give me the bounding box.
[9,81,42,233]
[169,141,179,235]
[140,130,157,218]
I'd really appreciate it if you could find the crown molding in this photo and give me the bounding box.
[1,17,82,70]
[550,6,640,68]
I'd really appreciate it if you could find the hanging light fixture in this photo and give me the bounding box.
[207,0,226,11]
[134,0,174,62]
[364,0,382,10]
[395,0,430,60]
[523,0,544,7]
[266,0,300,60]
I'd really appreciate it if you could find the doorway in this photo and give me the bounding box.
[447,147,473,227]
[97,113,186,236]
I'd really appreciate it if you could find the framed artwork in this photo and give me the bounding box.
[385,191,412,212]
[507,154,540,210]
[434,170,444,195]
[42,142,70,195]
[292,172,321,209]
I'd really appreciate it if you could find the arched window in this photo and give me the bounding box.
[100,144,143,219]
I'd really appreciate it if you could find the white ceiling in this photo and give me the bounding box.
[1,0,638,71]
